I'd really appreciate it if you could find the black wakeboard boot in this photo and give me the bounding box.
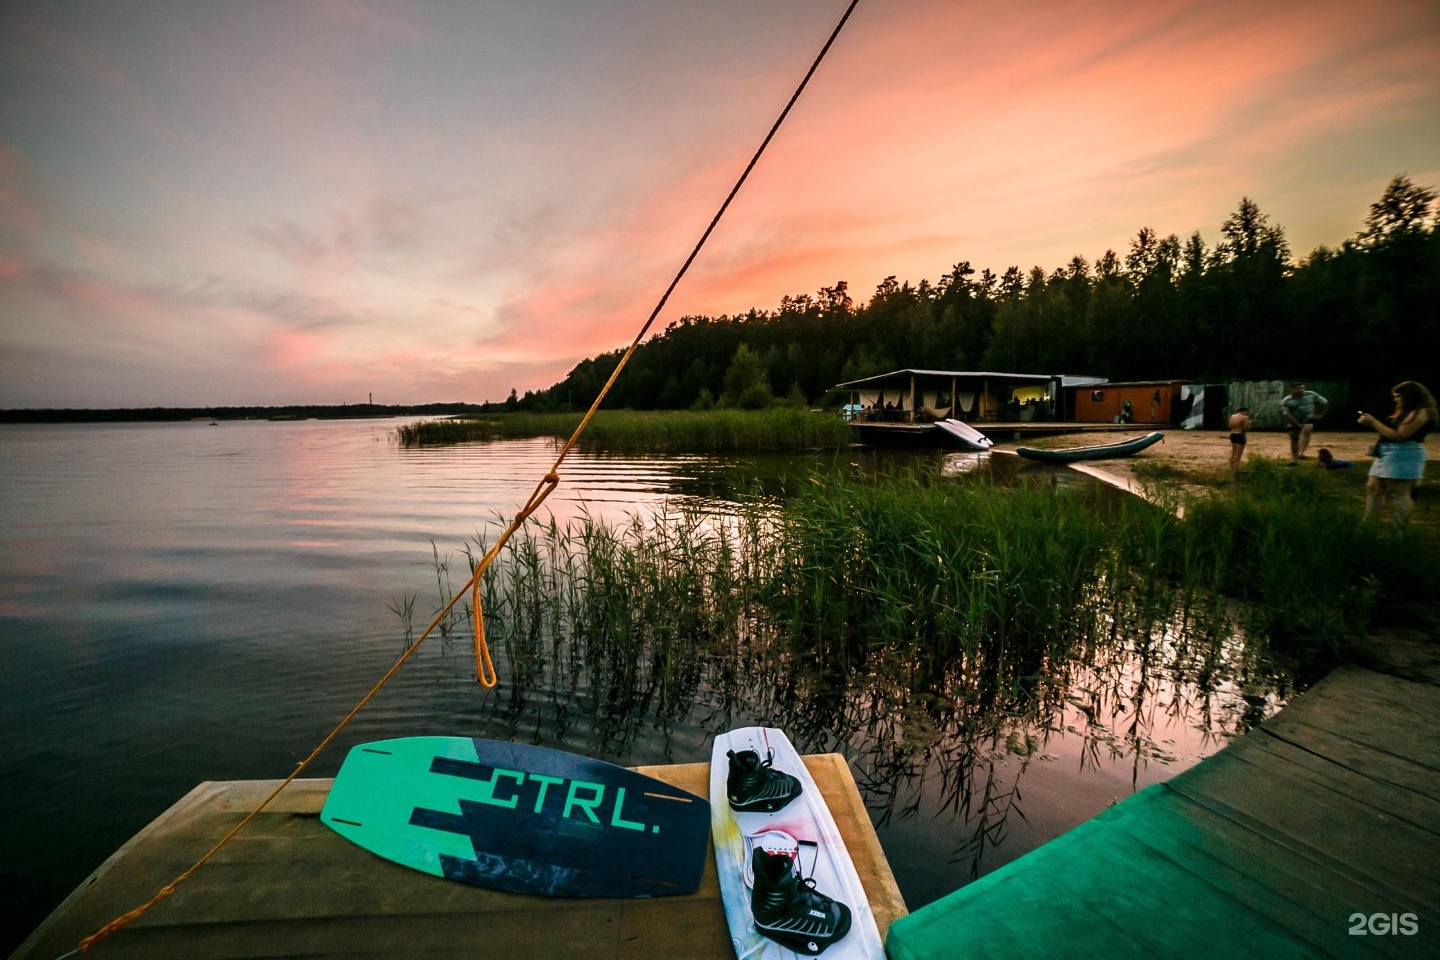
[727,748,803,813]
[750,847,852,956]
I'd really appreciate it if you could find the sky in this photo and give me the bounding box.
[1,0,1437,409]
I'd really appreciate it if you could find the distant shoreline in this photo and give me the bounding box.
[0,403,485,424]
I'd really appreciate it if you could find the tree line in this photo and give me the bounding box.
[498,176,1438,414]
[0,402,485,423]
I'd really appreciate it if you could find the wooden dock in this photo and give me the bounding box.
[12,755,906,960]
[887,665,1440,958]
[853,420,1158,446]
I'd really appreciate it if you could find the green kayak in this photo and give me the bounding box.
[1016,431,1164,463]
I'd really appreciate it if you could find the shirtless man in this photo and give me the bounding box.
[1282,382,1328,462]
[1227,406,1251,473]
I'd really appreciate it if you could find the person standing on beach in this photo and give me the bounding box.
[1282,382,1328,463]
[1227,406,1251,473]
[1359,381,1436,523]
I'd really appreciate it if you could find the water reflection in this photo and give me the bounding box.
[939,451,989,476]
[0,421,1290,938]
[402,480,1287,901]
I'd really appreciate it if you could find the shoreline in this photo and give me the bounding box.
[996,428,1432,495]
[1001,427,1440,685]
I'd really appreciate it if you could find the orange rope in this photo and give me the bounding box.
[72,2,861,952]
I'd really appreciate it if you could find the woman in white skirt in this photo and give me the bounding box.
[1359,381,1436,523]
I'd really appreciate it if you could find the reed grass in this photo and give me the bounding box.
[461,506,745,750]
[395,409,852,451]
[1162,458,1440,677]
[390,462,1440,875]
[401,460,1440,814]
[417,474,1219,753]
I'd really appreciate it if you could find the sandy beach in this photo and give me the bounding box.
[993,428,1423,495]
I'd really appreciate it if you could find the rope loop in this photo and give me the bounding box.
[472,575,497,688]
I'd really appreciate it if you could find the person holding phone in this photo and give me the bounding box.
[1358,381,1436,523]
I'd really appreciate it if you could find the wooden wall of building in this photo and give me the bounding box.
[1067,383,1188,425]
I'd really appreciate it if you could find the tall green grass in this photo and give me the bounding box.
[433,476,1216,748]
[1159,458,1439,677]
[463,507,748,749]
[395,409,852,451]
[405,463,1440,782]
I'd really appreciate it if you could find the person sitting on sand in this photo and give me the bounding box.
[1227,406,1251,473]
[1317,449,1351,470]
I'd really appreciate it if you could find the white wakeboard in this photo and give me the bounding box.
[936,418,994,450]
[710,727,884,960]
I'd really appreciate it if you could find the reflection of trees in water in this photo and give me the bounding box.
[409,488,1289,878]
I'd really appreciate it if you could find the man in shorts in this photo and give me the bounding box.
[1282,382,1328,463]
[1227,406,1251,473]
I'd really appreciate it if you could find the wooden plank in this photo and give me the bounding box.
[1259,717,1440,803]
[889,781,1418,960]
[1017,799,1322,960]
[1165,743,1440,910]
[13,755,904,960]
[888,666,1440,960]
[1125,789,1414,959]
[1241,728,1440,831]
[1267,666,1440,772]
[800,752,909,936]
[888,787,1327,960]
[80,906,628,959]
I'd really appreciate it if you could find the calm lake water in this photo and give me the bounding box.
[0,419,1273,952]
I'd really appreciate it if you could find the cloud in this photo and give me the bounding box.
[2,0,1438,407]
[0,144,44,239]
[249,195,429,271]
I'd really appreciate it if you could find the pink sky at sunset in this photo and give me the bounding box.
[1,0,1436,408]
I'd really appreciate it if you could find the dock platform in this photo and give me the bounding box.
[886,665,1440,959]
[12,754,906,960]
[852,420,1161,446]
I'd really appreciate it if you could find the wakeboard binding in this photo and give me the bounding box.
[750,846,852,955]
[727,748,803,813]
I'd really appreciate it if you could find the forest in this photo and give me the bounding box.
[500,176,1438,415]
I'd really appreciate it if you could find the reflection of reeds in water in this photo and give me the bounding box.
[407,466,1440,878]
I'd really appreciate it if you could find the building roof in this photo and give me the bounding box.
[836,369,1061,389]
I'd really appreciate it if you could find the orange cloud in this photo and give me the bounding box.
[267,326,321,368]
